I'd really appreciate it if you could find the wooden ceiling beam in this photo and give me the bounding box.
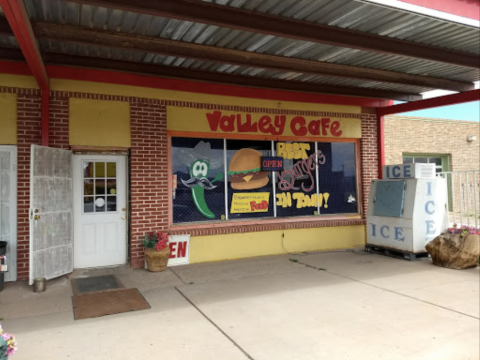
[0,46,24,60]
[36,51,422,101]
[0,16,14,36]
[30,21,474,92]
[68,0,480,69]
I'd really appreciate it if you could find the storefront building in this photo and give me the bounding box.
[0,71,381,282]
[0,0,478,284]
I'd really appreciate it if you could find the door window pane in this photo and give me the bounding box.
[107,179,117,195]
[95,196,106,211]
[95,179,105,195]
[84,197,94,213]
[107,196,117,211]
[83,162,94,178]
[414,157,428,163]
[95,162,105,177]
[107,162,116,177]
[84,180,94,196]
[403,157,413,164]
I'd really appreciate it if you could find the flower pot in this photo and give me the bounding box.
[426,233,479,269]
[144,247,170,272]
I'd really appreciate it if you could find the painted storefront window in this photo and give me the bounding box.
[227,140,274,220]
[317,142,358,214]
[171,137,358,224]
[172,138,225,223]
[275,141,319,217]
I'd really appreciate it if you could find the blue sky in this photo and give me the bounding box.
[394,85,480,122]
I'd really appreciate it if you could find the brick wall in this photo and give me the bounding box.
[49,93,69,149]
[129,100,169,268]
[384,116,480,171]
[3,85,379,278]
[16,91,42,280]
[360,113,379,217]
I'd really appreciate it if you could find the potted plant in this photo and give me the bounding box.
[0,323,17,359]
[142,231,171,272]
[426,224,480,269]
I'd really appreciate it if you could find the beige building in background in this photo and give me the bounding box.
[385,115,480,172]
[385,115,479,221]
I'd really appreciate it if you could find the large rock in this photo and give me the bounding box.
[426,233,480,269]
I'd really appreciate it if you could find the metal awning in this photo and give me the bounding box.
[0,0,479,101]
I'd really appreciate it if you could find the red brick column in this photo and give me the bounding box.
[49,93,69,149]
[16,92,42,280]
[129,101,169,268]
[360,113,379,218]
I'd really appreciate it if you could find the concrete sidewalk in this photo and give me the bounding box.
[1,249,479,360]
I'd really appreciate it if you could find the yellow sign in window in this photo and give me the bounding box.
[231,192,270,214]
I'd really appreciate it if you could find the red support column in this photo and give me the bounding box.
[378,89,480,116]
[377,112,385,179]
[0,0,49,89]
[0,0,51,145]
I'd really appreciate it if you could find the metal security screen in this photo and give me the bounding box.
[29,145,73,285]
[0,146,17,281]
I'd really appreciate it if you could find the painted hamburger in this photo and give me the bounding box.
[228,148,269,190]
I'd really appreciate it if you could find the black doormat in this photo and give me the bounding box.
[71,275,124,295]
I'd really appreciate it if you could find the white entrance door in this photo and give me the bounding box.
[73,155,127,268]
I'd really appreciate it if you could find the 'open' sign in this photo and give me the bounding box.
[167,235,190,266]
[261,156,284,171]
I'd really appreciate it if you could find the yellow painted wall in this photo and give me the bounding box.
[69,98,131,147]
[1,74,361,114]
[53,79,360,114]
[189,225,365,263]
[0,74,38,89]
[0,93,17,144]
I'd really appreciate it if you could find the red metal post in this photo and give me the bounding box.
[41,89,49,146]
[0,0,49,89]
[1,0,50,145]
[377,112,385,180]
[378,89,480,116]
[399,0,480,20]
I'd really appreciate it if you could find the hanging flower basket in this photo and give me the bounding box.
[142,232,170,272]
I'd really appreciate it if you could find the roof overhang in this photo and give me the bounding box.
[0,0,479,107]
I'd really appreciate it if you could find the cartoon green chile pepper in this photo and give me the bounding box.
[190,160,216,219]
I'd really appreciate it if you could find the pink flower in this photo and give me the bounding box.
[155,239,167,250]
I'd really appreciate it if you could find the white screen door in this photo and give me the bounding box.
[0,146,17,282]
[29,145,73,285]
[73,155,127,268]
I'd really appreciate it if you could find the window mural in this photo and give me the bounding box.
[227,140,274,220]
[275,141,321,217]
[172,138,225,223]
[171,137,358,224]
